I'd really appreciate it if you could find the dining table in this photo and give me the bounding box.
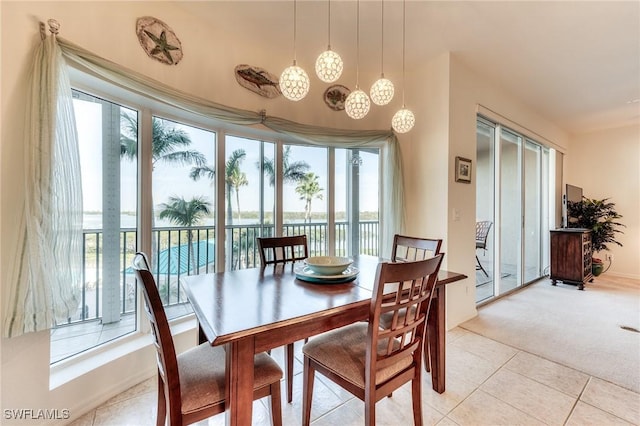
[181,254,467,426]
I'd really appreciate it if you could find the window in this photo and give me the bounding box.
[51,86,381,363]
[149,117,216,319]
[283,144,328,255]
[51,91,139,363]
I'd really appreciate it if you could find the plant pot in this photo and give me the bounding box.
[592,262,604,277]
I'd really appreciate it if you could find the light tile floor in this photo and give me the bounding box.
[68,327,640,426]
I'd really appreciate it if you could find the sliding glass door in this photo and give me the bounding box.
[476,117,551,303]
[499,129,522,293]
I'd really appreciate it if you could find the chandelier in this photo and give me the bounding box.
[345,0,370,119]
[370,0,394,106]
[392,0,415,133]
[280,0,310,101]
[315,0,343,83]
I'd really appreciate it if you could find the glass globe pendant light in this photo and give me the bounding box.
[280,0,310,101]
[370,0,394,106]
[392,0,415,133]
[315,0,343,83]
[345,0,370,119]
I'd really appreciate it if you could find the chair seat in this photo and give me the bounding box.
[302,323,412,389]
[179,344,283,416]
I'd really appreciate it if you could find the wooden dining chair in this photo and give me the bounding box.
[391,234,442,262]
[388,234,443,372]
[256,235,309,403]
[131,252,283,426]
[302,254,444,426]
[257,234,309,265]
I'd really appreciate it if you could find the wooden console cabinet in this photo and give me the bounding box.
[550,229,592,290]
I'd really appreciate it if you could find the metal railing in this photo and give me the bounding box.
[56,221,378,327]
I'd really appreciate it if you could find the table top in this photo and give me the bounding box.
[181,255,466,348]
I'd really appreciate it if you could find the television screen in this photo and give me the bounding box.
[566,184,583,204]
[565,184,583,227]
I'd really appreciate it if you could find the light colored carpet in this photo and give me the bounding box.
[461,274,640,393]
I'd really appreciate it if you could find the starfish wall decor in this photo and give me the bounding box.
[136,16,183,65]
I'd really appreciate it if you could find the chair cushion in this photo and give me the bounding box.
[378,306,417,330]
[302,323,413,389]
[178,344,283,415]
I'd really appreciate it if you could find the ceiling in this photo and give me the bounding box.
[177,1,640,135]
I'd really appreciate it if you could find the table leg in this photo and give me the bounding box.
[428,285,446,393]
[225,338,255,426]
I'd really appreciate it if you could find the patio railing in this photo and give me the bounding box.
[56,221,378,327]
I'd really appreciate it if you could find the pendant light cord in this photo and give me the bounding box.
[327,0,332,48]
[401,0,406,106]
[293,0,298,64]
[356,0,360,87]
[380,0,385,76]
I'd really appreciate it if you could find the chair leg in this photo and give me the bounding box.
[156,374,166,426]
[422,328,431,373]
[411,376,423,426]
[364,390,375,426]
[476,254,489,277]
[286,343,294,403]
[302,356,315,426]
[269,382,283,426]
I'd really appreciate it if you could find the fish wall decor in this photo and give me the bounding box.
[234,64,281,99]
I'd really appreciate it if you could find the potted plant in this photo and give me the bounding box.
[566,197,625,276]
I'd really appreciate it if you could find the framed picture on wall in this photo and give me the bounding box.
[455,156,472,183]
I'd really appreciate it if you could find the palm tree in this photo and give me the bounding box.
[260,146,310,186]
[158,196,212,272]
[228,166,248,222]
[120,114,208,263]
[120,114,207,169]
[225,149,247,224]
[295,173,324,223]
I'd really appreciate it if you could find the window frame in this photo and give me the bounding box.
[53,70,382,365]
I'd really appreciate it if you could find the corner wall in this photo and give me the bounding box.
[566,124,640,279]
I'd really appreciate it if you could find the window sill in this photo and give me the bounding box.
[50,315,197,390]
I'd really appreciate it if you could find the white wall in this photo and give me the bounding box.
[1,1,580,424]
[566,124,640,279]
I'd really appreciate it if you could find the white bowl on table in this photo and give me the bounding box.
[304,256,353,276]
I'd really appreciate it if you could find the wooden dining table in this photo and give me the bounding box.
[181,255,466,426]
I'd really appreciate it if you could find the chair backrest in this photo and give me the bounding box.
[257,235,309,265]
[368,254,444,379]
[131,252,182,413]
[476,221,493,248]
[391,234,442,262]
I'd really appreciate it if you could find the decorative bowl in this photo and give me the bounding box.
[304,256,353,275]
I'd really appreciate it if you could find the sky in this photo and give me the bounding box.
[75,99,379,224]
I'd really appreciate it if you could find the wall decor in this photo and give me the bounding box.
[136,16,183,65]
[234,64,282,99]
[323,84,350,111]
[455,156,472,183]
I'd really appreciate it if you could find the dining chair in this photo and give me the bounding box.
[131,252,283,426]
[391,234,442,262]
[302,254,444,426]
[257,234,309,265]
[256,234,309,403]
[387,234,443,372]
[475,221,493,277]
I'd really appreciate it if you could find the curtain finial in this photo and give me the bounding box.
[47,19,60,36]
